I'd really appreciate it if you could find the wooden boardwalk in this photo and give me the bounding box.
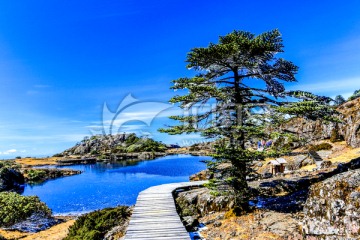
[124,181,207,240]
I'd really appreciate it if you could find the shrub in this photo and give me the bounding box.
[308,143,332,152]
[53,153,64,157]
[0,160,20,170]
[125,134,139,145]
[65,206,131,240]
[0,192,51,227]
[126,144,142,153]
[90,150,99,155]
[23,169,47,182]
[348,89,360,101]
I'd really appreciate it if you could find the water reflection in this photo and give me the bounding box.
[22,154,210,215]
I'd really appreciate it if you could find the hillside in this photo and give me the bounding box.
[58,133,170,157]
[283,97,360,147]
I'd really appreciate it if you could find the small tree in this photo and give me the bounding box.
[160,29,337,214]
[348,89,360,101]
[334,95,345,106]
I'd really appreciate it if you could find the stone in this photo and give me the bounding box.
[175,188,234,231]
[182,216,199,230]
[302,169,360,239]
[320,160,332,169]
[189,170,213,181]
[0,167,24,192]
[213,221,222,227]
[281,97,360,148]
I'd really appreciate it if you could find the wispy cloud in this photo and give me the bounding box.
[0,149,17,155]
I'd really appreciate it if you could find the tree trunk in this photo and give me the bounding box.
[231,158,249,215]
[231,69,249,214]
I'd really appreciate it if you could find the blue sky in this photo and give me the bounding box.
[0,0,360,158]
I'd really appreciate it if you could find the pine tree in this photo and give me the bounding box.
[160,29,338,214]
[348,89,360,101]
[334,95,345,106]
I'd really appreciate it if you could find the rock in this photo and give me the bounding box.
[183,216,199,230]
[320,160,332,169]
[258,211,302,238]
[290,154,308,170]
[301,156,315,167]
[5,213,61,233]
[22,168,81,183]
[104,220,129,240]
[213,221,222,227]
[189,170,213,181]
[302,169,360,239]
[0,167,24,192]
[283,97,360,148]
[59,133,168,158]
[175,188,234,231]
[138,152,154,159]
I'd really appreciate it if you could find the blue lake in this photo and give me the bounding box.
[22,154,210,215]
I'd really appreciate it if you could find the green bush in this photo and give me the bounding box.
[90,150,99,155]
[125,134,139,145]
[348,89,360,101]
[0,192,51,227]
[0,160,20,170]
[126,144,142,153]
[309,143,333,151]
[24,169,47,182]
[65,206,131,240]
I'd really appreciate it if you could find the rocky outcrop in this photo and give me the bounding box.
[189,169,213,181]
[175,187,234,230]
[21,168,82,183]
[284,97,360,148]
[302,169,360,239]
[0,164,24,192]
[59,133,168,159]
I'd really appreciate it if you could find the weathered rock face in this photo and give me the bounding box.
[284,97,360,148]
[175,188,234,230]
[63,134,130,155]
[302,169,360,239]
[337,98,360,148]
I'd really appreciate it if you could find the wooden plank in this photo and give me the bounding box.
[124,181,207,240]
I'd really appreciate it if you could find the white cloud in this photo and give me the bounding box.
[0,149,17,155]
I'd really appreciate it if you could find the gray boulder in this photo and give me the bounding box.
[302,169,360,239]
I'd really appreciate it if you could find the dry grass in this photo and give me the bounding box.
[327,145,360,164]
[0,219,75,240]
[15,157,61,166]
[298,141,360,171]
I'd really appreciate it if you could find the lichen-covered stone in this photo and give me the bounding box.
[302,169,360,239]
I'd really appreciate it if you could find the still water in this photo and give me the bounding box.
[22,154,210,215]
